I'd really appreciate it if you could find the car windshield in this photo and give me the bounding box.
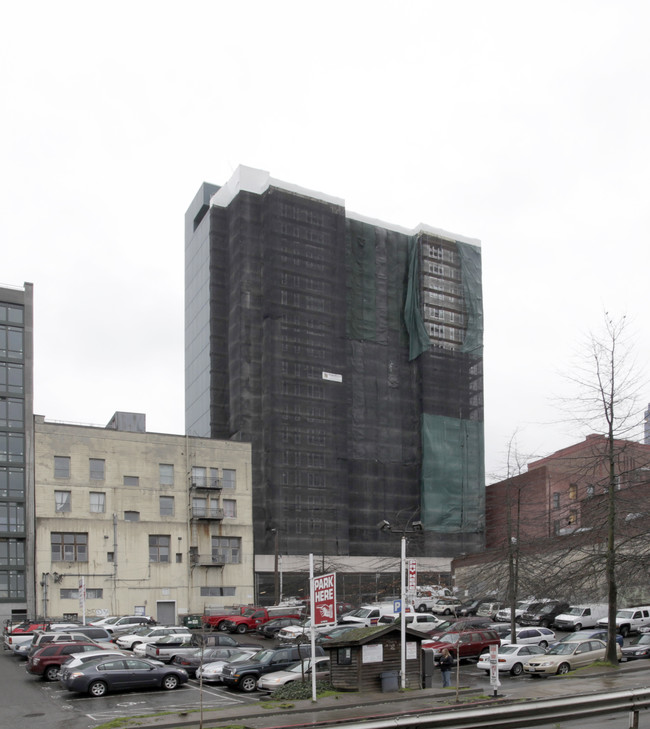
[539,604,556,614]
[548,643,580,655]
[347,608,372,618]
[156,635,187,645]
[132,627,153,636]
[630,635,650,646]
[101,617,119,625]
[565,607,585,616]
[241,608,257,617]
[617,610,634,618]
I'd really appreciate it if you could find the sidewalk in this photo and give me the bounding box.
[117,660,650,729]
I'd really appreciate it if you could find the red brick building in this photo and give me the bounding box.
[486,434,650,549]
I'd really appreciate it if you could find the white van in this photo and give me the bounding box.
[554,604,608,632]
[597,606,650,636]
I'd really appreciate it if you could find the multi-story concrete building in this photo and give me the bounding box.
[34,412,253,622]
[0,282,34,624]
[185,167,485,594]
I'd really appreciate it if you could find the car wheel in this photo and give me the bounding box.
[620,626,630,638]
[219,622,229,631]
[417,604,427,613]
[573,623,582,632]
[557,662,570,675]
[130,641,141,650]
[162,674,179,690]
[444,609,451,616]
[44,665,60,682]
[539,640,548,648]
[88,680,108,697]
[239,675,258,692]
[510,662,523,676]
[296,635,308,644]
[236,624,248,634]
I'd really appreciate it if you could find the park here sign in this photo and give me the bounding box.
[313,572,337,625]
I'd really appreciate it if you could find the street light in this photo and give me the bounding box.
[378,516,423,690]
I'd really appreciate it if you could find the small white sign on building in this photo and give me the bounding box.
[322,371,343,383]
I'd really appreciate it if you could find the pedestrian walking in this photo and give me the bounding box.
[439,648,454,687]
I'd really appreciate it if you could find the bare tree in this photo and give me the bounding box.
[561,313,646,664]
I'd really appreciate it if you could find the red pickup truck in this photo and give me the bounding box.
[202,606,254,632]
[221,607,305,634]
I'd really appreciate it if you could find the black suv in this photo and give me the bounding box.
[518,601,570,628]
[221,644,325,692]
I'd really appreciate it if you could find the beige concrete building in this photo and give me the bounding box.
[34,413,253,624]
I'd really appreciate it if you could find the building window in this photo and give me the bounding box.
[0,538,24,566]
[0,433,24,462]
[568,510,577,525]
[124,511,140,522]
[211,536,241,564]
[54,456,70,479]
[192,497,206,517]
[0,569,25,598]
[0,398,23,428]
[191,466,206,487]
[123,476,139,486]
[159,464,174,486]
[0,362,23,394]
[200,586,236,597]
[552,493,560,509]
[159,496,174,517]
[51,533,87,562]
[586,484,595,498]
[61,588,103,599]
[223,499,237,518]
[0,467,24,498]
[0,503,24,532]
[55,491,71,513]
[89,492,105,513]
[89,459,105,481]
[149,535,170,563]
[176,552,183,563]
[569,483,577,500]
[222,469,236,490]
[107,551,114,562]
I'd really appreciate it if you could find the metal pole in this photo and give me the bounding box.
[401,535,406,690]
[310,553,317,702]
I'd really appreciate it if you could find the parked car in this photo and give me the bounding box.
[255,617,303,639]
[115,626,191,651]
[315,625,360,645]
[220,606,305,634]
[377,613,443,631]
[257,656,330,691]
[221,644,326,692]
[339,603,407,628]
[422,617,494,637]
[421,629,501,660]
[621,634,650,661]
[457,598,491,617]
[59,655,188,697]
[89,615,156,633]
[476,644,546,676]
[171,646,249,677]
[554,604,609,632]
[54,626,112,643]
[496,600,547,623]
[28,631,104,658]
[518,601,571,628]
[500,627,556,648]
[195,648,260,683]
[430,597,462,616]
[27,641,108,681]
[277,618,338,643]
[476,602,504,620]
[142,633,259,662]
[552,629,623,648]
[523,638,621,676]
[597,606,650,637]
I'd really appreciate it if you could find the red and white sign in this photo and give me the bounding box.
[408,560,417,593]
[312,572,336,626]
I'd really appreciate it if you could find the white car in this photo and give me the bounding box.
[277,619,336,643]
[195,648,259,683]
[91,615,156,633]
[476,644,547,676]
[496,601,545,623]
[257,656,330,691]
[500,627,556,648]
[115,626,191,651]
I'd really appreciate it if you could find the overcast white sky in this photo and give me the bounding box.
[2,1,649,482]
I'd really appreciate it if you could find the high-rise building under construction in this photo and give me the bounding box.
[185,166,484,581]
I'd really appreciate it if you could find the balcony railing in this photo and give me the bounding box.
[190,477,222,490]
[190,554,226,567]
[190,506,225,521]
